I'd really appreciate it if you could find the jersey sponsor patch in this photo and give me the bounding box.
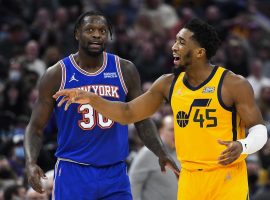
[202,87,215,93]
[104,72,118,78]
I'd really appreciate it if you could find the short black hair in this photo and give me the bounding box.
[184,18,221,60]
[74,10,113,39]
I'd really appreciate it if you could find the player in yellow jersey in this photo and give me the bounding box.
[53,18,268,200]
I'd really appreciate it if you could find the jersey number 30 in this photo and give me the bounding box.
[78,104,114,130]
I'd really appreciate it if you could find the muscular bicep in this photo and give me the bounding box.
[122,59,164,122]
[127,86,164,121]
[232,78,264,128]
[27,65,61,133]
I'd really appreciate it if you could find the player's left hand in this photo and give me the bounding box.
[217,139,243,165]
[158,155,180,178]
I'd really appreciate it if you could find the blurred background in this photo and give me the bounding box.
[0,0,270,199]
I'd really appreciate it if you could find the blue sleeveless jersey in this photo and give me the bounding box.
[54,52,129,166]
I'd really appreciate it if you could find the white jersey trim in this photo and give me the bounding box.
[56,61,66,101]
[70,52,107,76]
[52,159,60,200]
[115,56,128,94]
[58,157,91,165]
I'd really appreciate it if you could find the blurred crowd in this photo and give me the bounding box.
[0,0,270,199]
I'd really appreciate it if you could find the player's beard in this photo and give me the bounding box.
[81,42,106,57]
[173,51,192,76]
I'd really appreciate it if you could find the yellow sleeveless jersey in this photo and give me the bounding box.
[170,66,247,171]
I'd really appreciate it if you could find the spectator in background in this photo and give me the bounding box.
[254,166,270,200]
[258,79,270,122]
[42,46,61,67]
[3,184,26,200]
[0,156,17,186]
[139,0,178,30]
[52,7,76,56]
[246,155,262,199]
[8,135,25,178]
[41,169,54,200]
[225,36,251,77]
[0,20,28,60]
[30,8,52,52]
[2,82,23,116]
[247,58,270,100]
[129,115,179,200]
[26,188,48,200]
[22,40,46,78]
[259,138,270,171]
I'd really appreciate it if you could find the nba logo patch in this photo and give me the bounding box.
[202,87,215,93]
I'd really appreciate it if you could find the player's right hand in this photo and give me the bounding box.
[26,163,47,193]
[53,89,92,110]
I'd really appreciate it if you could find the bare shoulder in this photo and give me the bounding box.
[150,73,175,100]
[39,62,62,97]
[160,73,175,85]
[46,62,62,78]
[223,71,253,92]
[118,57,140,92]
[119,57,137,77]
[223,71,254,102]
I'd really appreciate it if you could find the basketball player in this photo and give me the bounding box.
[24,11,179,200]
[54,18,268,200]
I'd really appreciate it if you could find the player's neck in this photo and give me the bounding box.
[185,62,214,86]
[75,50,104,72]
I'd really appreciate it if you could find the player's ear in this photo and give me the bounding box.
[196,48,206,58]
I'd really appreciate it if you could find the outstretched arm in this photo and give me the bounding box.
[120,59,177,172]
[24,64,61,193]
[54,76,166,125]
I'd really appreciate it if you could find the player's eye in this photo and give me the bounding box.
[86,28,93,33]
[101,29,107,34]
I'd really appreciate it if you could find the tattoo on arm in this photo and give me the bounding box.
[135,120,166,157]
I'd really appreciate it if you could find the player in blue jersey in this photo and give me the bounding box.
[24,11,179,200]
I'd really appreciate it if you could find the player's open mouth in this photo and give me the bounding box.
[173,55,180,65]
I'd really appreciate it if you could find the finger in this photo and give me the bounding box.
[166,164,180,175]
[53,89,72,99]
[218,150,233,161]
[218,153,238,165]
[64,99,73,111]
[217,139,231,146]
[174,171,180,179]
[220,145,233,155]
[228,150,240,160]
[159,161,166,174]
[167,161,180,174]
[219,157,234,165]
[29,177,45,193]
[57,96,69,107]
